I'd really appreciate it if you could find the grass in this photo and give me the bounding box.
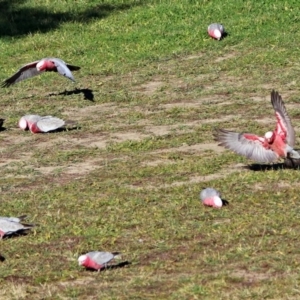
[1,0,300,299]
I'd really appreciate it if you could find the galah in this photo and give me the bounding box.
[215,90,300,163]
[2,58,80,87]
[200,188,223,208]
[208,23,225,40]
[0,216,34,239]
[78,251,120,271]
[19,115,66,133]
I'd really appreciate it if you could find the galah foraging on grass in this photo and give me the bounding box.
[214,90,300,163]
[78,251,120,271]
[0,216,34,239]
[200,188,223,208]
[19,114,68,133]
[208,23,225,40]
[2,58,80,87]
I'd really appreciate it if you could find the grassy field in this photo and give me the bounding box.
[1,0,300,299]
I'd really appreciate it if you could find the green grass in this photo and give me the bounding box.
[1,0,300,299]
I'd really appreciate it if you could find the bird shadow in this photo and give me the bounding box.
[246,161,300,171]
[48,88,94,102]
[221,32,229,40]
[84,261,131,272]
[2,230,32,240]
[221,199,229,206]
[48,125,81,133]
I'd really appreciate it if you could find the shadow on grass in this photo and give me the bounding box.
[0,254,5,262]
[246,162,300,171]
[0,0,145,37]
[49,88,94,102]
[222,199,229,206]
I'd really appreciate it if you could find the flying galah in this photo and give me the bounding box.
[19,115,67,133]
[215,90,300,163]
[208,23,225,40]
[0,216,34,239]
[78,251,120,271]
[2,58,80,87]
[200,188,223,208]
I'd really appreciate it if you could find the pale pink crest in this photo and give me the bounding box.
[36,60,46,71]
[18,117,28,130]
[213,29,221,39]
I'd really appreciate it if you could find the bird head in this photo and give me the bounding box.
[264,131,274,143]
[36,60,46,71]
[213,196,223,208]
[18,117,28,130]
[78,254,87,266]
[214,29,222,40]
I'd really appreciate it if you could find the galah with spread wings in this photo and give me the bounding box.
[208,23,225,40]
[78,251,120,271]
[215,90,300,163]
[19,114,68,133]
[0,216,34,239]
[200,188,223,208]
[2,58,80,87]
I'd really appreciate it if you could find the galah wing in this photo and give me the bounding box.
[51,58,80,82]
[2,61,40,87]
[215,129,279,163]
[87,251,116,265]
[271,90,295,147]
[0,215,27,223]
[34,116,65,133]
[200,188,220,201]
[0,218,33,238]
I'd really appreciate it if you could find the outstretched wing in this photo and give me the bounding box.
[214,129,279,163]
[271,90,295,147]
[51,58,76,82]
[2,61,41,87]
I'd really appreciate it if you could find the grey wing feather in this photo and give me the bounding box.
[215,129,279,163]
[52,58,76,82]
[0,219,32,235]
[2,61,41,87]
[0,216,22,223]
[88,251,115,264]
[36,117,65,132]
[271,90,295,147]
[200,188,220,201]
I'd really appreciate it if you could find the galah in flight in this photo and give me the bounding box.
[0,216,34,239]
[215,90,300,163]
[200,188,223,208]
[78,251,120,271]
[19,114,67,133]
[208,23,225,40]
[2,58,80,87]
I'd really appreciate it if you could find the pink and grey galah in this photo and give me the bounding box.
[19,114,67,133]
[0,215,34,239]
[208,23,225,40]
[200,188,223,208]
[215,90,300,163]
[2,58,80,87]
[78,251,120,271]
